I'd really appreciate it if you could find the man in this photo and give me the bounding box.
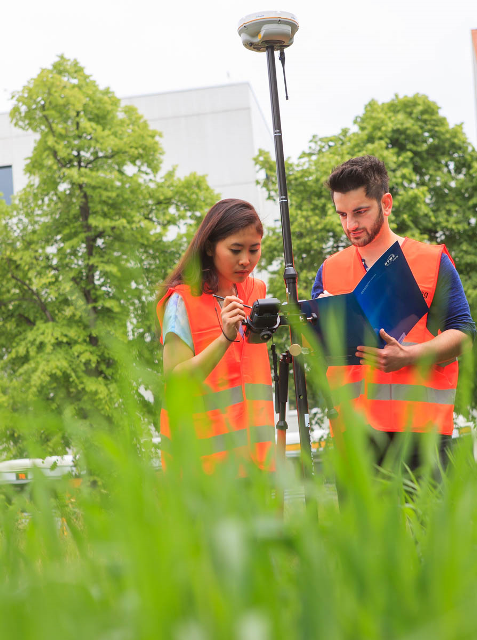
[312,155,475,469]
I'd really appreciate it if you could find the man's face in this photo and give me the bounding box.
[334,187,385,247]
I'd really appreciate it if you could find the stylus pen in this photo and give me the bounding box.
[213,294,252,309]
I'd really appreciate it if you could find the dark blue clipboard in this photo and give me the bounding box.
[300,242,429,365]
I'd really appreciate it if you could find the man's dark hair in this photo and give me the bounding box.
[325,155,389,202]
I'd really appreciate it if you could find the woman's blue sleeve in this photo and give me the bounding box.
[162,293,195,353]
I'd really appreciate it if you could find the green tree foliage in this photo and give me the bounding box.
[256,94,477,411]
[0,56,217,456]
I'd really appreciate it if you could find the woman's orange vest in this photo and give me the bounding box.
[157,278,275,474]
[323,238,458,436]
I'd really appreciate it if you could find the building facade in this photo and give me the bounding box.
[0,82,277,221]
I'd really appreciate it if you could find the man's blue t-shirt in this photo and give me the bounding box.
[311,254,476,340]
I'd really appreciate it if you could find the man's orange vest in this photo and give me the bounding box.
[323,238,458,435]
[157,277,275,474]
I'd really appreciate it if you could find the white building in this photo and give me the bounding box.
[0,82,277,221]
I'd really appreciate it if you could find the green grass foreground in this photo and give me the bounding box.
[1,402,477,640]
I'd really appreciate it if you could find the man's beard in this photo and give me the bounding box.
[346,205,384,247]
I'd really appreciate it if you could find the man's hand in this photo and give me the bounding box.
[356,329,411,373]
[318,290,333,298]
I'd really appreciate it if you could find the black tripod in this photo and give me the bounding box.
[271,344,292,461]
[264,45,316,492]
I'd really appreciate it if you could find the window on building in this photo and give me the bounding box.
[0,166,14,205]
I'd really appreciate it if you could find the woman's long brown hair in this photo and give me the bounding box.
[159,199,263,298]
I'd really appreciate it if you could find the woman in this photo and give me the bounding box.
[157,199,275,474]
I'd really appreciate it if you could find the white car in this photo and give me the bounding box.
[0,455,78,486]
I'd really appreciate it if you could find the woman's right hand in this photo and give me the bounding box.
[221,296,246,341]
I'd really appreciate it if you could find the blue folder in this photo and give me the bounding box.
[300,242,429,365]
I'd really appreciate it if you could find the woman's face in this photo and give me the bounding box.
[210,225,262,289]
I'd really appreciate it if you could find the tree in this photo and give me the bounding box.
[256,94,477,412]
[0,56,217,457]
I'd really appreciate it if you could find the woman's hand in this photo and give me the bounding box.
[221,295,246,341]
[163,295,248,382]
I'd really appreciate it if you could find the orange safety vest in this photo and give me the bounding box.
[157,277,275,474]
[323,238,458,435]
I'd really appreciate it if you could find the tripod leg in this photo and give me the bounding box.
[276,351,292,461]
[271,344,290,463]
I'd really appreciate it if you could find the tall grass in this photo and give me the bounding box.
[0,334,475,640]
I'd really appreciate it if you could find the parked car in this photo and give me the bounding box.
[0,455,78,486]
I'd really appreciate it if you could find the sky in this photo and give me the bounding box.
[2,0,476,160]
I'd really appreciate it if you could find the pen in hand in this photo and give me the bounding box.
[213,294,253,309]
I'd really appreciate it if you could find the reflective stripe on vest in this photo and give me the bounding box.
[323,239,458,435]
[244,383,273,402]
[332,381,456,406]
[368,383,456,405]
[160,423,275,456]
[163,383,272,413]
[163,385,243,413]
[332,380,365,404]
